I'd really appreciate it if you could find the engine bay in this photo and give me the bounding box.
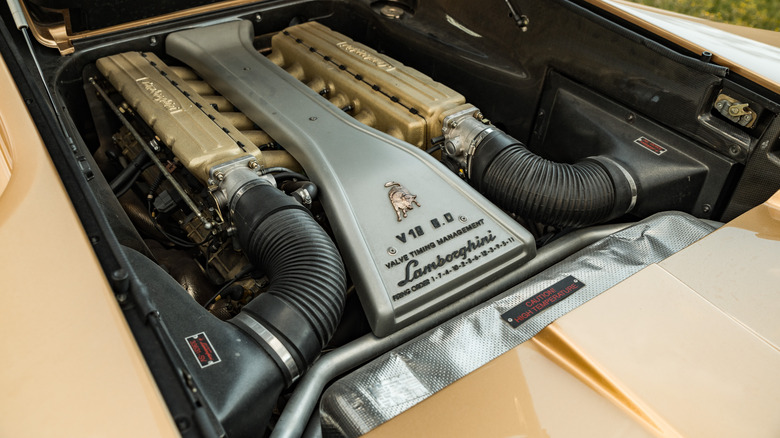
[10,0,780,435]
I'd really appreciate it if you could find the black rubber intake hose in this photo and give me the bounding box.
[110,152,151,195]
[470,131,634,228]
[229,183,346,382]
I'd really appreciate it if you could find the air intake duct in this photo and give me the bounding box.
[445,113,636,228]
[228,179,347,383]
[124,173,346,437]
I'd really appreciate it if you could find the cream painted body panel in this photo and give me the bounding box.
[367,193,780,437]
[0,55,178,436]
[587,0,780,93]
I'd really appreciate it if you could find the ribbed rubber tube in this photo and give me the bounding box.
[230,183,346,373]
[470,132,626,228]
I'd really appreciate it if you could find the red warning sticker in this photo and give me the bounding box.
[185,332,221,368]
[501,275,584,328]
[634,136,667,155]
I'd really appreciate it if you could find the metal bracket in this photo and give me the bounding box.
[503,0,530,32]
[714,93,757,128]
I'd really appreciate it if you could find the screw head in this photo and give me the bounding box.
[380,4,404,19]
[459,215,468,223]
[387,247,397,255]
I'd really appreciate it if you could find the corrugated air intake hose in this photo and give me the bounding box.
[122,181,346,437]
[229,183,347,383]
[469,131,635,228]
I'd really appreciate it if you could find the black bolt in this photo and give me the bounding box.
[176,417,191,431]
[111,269,128,282]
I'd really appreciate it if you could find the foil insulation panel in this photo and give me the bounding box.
[320,212,715,436]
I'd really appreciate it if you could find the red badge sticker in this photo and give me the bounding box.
[634,136,667,155]
[185,332,221,368]
[501,276,584,328]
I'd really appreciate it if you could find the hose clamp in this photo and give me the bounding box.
[232,313,301,383]
[589,156,638,213]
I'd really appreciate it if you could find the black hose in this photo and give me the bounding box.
[110,153,151,195]
[121,182,345,437]
[469,131,634,228]
[283,180,318,205]
[229,183,346,377]
[203,264,256,308]
[273,171,310,182]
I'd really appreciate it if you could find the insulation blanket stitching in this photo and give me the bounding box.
[319,212,715,437]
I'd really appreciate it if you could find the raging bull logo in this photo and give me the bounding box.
[385,181,420,221]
